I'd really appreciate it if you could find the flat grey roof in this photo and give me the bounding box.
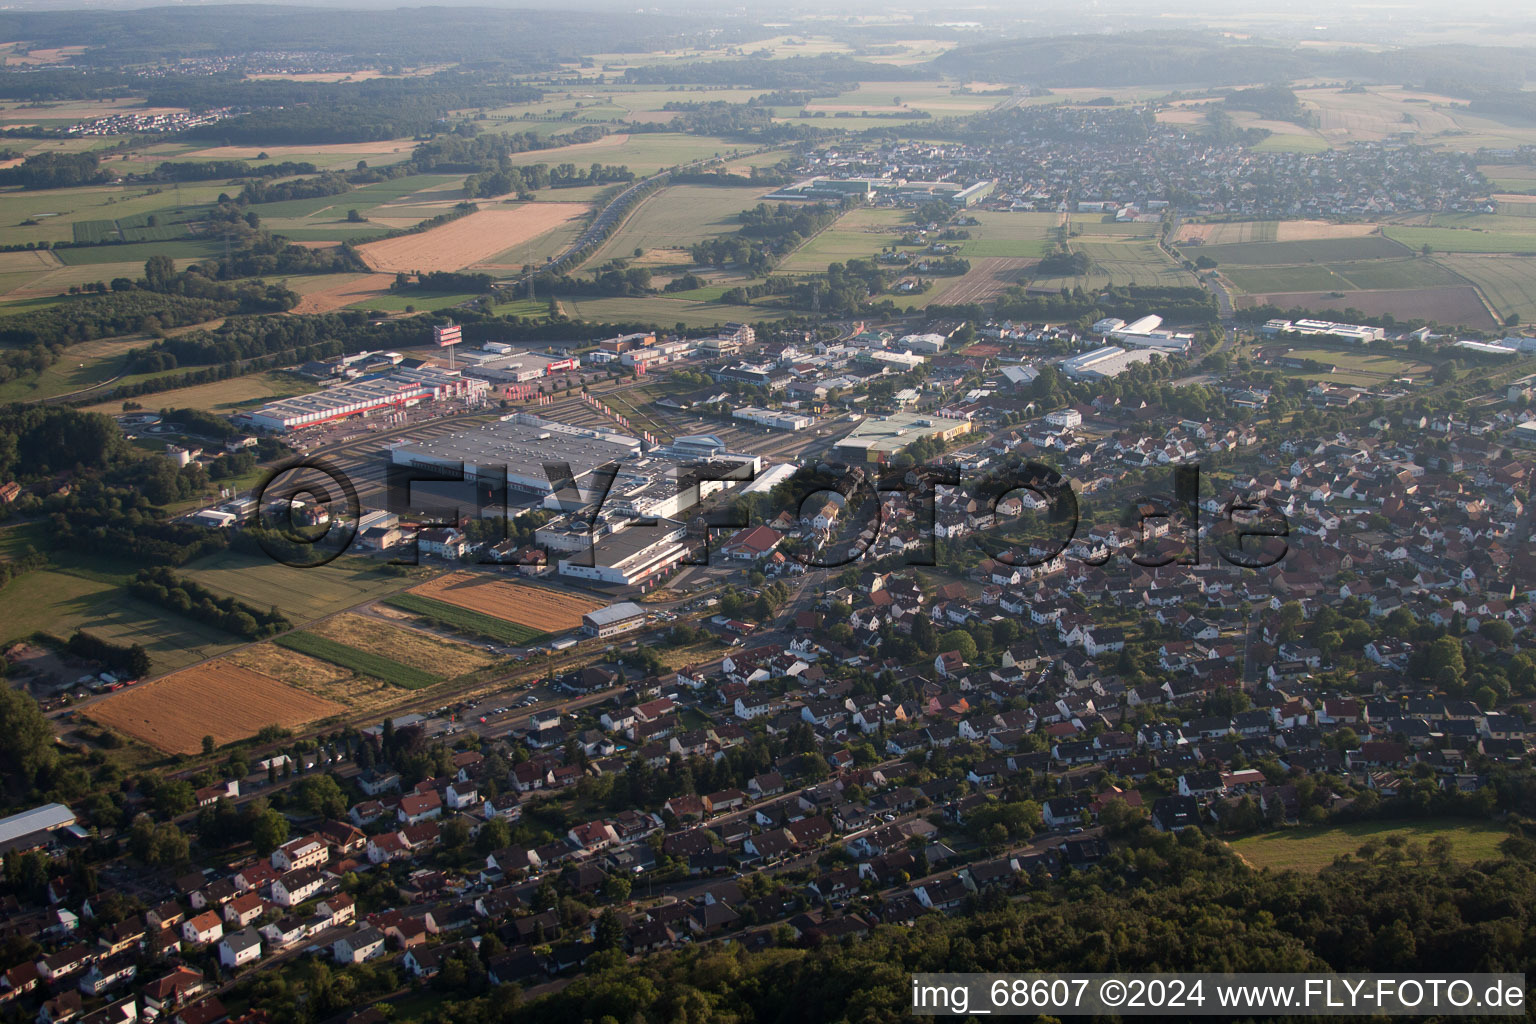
[0,803,76,846]
[583,601,648,626]
[393,418,641,483]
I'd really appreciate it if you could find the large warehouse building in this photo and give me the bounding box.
[832,412,973,464]
[243,367,486,432]
[1059,346,1156,380]
[390,414,641,498]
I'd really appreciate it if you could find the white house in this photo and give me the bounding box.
[217,929,262,970]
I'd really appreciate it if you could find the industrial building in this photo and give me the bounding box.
[1260,319,1386,343]
[243,367,486,432]
[457,347,578,384]
[558,518,690,586]
[734,407,816,432]
[1092,315,1194,354]
[582,602,649,638]
[1059,346,1156,380]
[390,414,641,497]
[832,412,973,464]
[950,180,996,207]
[0,803,77,854]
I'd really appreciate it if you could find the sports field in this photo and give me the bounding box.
[1229,819,1510,873]
[87,660,345,753]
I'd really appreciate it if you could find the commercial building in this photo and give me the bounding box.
[1094,314,1193,354]
[733,407,816,432]
[950,180,996,207]
[581,602,649,638]
[557,518,690,586]
[832,412,973,465]
[0,803,77,854]
[390,414,641,498]
[897,333,947,355]
[1260,319,1386,343]
[860,349,926,371]
[1059,346,1155,380]
[244,367,486,432]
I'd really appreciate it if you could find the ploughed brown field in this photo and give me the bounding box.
[356,203,589,273]
[408,570,605,632]
[87,660,345,753]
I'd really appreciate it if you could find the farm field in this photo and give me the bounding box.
[0,181,228,248]
[1190,236,1408,265]
[1174,221,1277,246]
[1481,164,1536,193]
[357,202,589,273]
[179,138,419,170]
[923,257,1035,305]
[1032,238,1198,291]
[174,552,422,623]
[0,567,240,674]
[1383,226,1536,254]
[311,612,494,676]
[275,631,439,689]
[86,660,346,753]
[406,571,605,632]
[81,369,316,415]
[587,185,765,266]
[1433,255,1536,324]
[288,272,398,314]
[1223,265,1351,293]
[1229,818,1511,873]
[1243,285,1498,331]
[385,593,547,645]
[225,642,405,713]
[774,207,910,272]
[0,333,152,402]
[560,293,769,326]
[1224,258,1467,294]
[496,133,758,176]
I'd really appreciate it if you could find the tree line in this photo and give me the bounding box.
[128,567,291,640]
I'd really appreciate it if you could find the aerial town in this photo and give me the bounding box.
[0,3,1534,1022]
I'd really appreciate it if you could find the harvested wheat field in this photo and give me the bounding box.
[409,571,605,631]
[289,272,397,314]
[225,643,351,689]
[356,203,589,273]
[311,612,493,675]
[87,660,345,753]
[0,249,61,273]
[1275,220,1382,241]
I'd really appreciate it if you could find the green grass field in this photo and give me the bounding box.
[560,293,769,327]
[385,592,547,645]
[1197,236,1411,265]
[1280,346,1431,376]
[80,370,316,415]
[587,184,765,266]
[1229,818,1511,873]
[174,551,420,623]
[0,565,241,673]
[773,207,909,272]
[1225,265,1352,293]
[275,631,439,689]
[1030,238,1197,290]
[1435,254,1536,324]
[1225,258,1468,294]
[53,239,224,265]
[1384,226,1536,254]
[496,133,758,176]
